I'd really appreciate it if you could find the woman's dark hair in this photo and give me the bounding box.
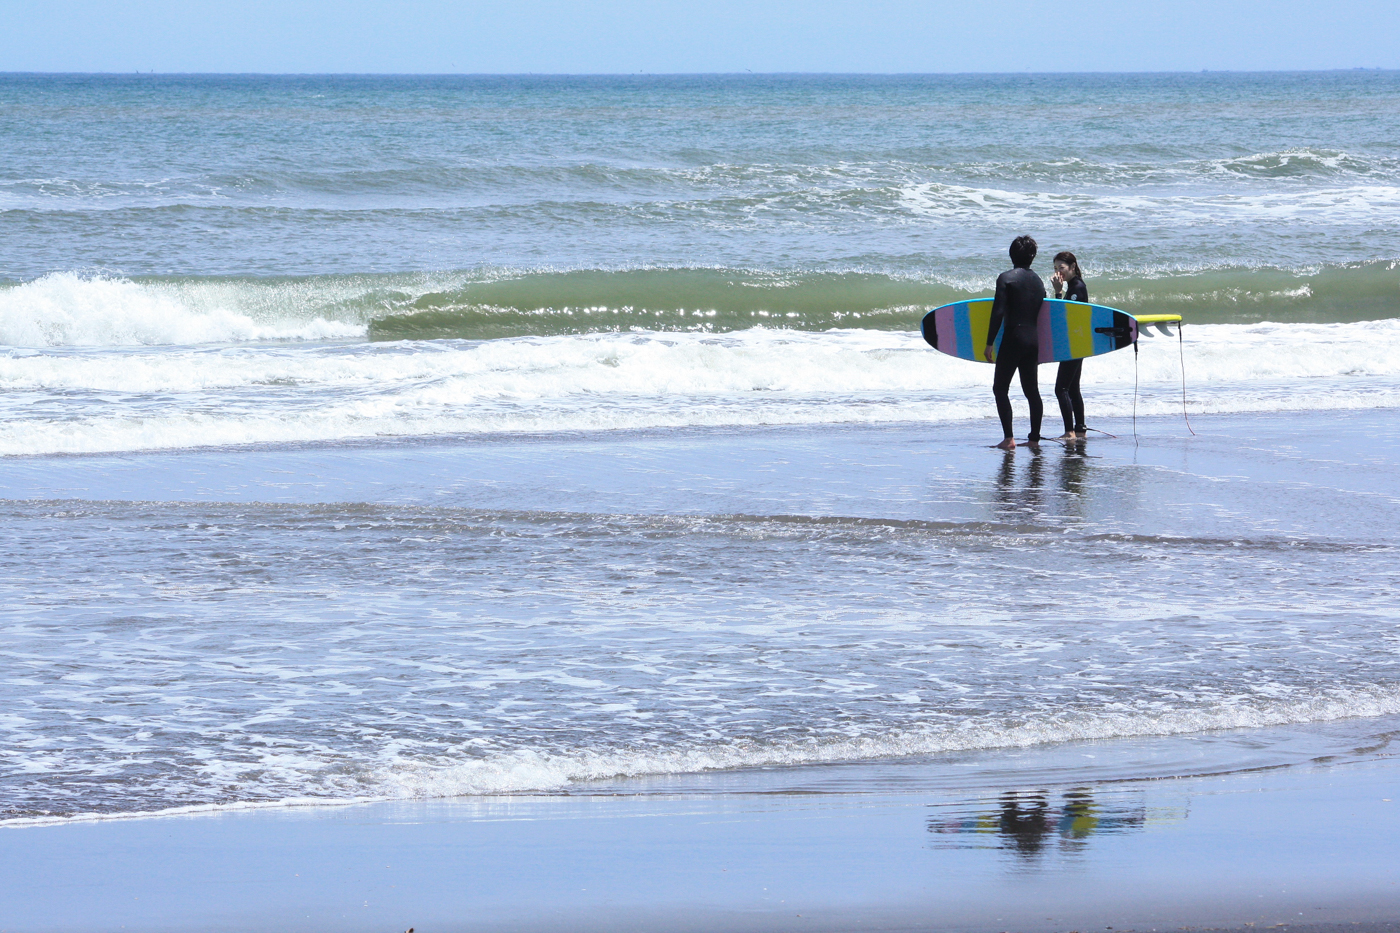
[1053,251,1081,278]
[1009,235,1037,268]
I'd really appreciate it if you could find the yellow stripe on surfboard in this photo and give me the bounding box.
[1063,301,1096,360]
[1133,314,1183,324]
[967,299,993,362]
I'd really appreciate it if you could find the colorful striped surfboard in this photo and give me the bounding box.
[920,299,1174,364]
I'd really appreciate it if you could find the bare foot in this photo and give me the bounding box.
[993,437,1016,450]
[1054,431,1077,440]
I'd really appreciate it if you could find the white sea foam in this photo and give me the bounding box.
[8,684,1400,826]
[948,148,1400,187]
[1,320,1399,455]
[5,319,1400,394]
[0,273,365,347]
[898,181,1400,227]
[381,684,1400,800]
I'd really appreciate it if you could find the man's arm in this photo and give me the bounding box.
[985,273,1008,360]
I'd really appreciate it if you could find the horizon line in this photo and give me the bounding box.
[2,67,1396,78]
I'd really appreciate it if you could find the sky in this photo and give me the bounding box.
[3,0,1398,74]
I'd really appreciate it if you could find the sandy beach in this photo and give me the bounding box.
[4,723,1399,932]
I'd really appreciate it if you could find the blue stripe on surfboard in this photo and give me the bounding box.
[1091,306,1114,355]
[955,303,973,360]
[1050,302,1071,361]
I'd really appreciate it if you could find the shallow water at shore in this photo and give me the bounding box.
[2,410,1397,821]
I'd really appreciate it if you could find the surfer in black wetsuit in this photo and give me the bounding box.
[984,235,1045,450]
[1050,251,1088,440]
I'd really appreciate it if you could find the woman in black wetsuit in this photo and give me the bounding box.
[1050,251,1088,440]
[984,235,1046,450]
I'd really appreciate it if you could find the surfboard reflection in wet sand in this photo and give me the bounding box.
[927,788,1176,862]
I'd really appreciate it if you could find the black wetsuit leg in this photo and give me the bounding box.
[1021,350,1044,441]
[1055,359,1084,433]
[993,352,1019,439]
[992,328,1043,440]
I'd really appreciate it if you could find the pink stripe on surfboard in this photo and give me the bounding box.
[934,305,958,354]
[1036,301,1055,364]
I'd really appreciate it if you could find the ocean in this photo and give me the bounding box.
[1,71,1399,823]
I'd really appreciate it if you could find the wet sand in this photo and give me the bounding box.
[3,409,1398,546]
[3,737,1399,932]
[3,409,1398,931]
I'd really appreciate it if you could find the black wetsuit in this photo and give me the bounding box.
[1054,276,1088,435]
[986,266,1046,441]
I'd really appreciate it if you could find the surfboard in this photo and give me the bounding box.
[920,299,1180,364]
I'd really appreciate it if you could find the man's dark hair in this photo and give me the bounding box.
[1009,235,1037,268]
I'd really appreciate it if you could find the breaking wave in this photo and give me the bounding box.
[1,261,1397,349]
[0,272,363,346]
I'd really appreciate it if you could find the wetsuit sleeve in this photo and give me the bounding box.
[987,273,1008,347]
[1068,279,1088,303]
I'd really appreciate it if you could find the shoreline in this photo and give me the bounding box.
[4,746,1399,932]
[6,711,1399,829]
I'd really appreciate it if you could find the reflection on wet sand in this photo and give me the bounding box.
[927,788,1149,860]
[991,449,1046,518]
[990,443,1097,524]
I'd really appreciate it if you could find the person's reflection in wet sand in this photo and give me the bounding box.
[997,791,1053,858]
[1055,441,1091,523]
[1057,788,1098,855]
[991,450,1046,521]
[928,787,1149,864]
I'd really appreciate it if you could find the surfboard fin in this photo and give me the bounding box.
[1154,323,1176,337]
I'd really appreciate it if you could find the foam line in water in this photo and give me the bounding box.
[2,320,1400,455]
[383,684,1400,800]
[7,683,1400,826]
[5,147,1397,213]
[898,181,1400,229]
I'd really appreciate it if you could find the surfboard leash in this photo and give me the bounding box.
[1178,324,1196,436]
[1132,338,1139,445]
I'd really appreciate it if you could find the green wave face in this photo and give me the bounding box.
[6,262,1392,348]
[366,263,1400,341]
[364,271,953,340]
